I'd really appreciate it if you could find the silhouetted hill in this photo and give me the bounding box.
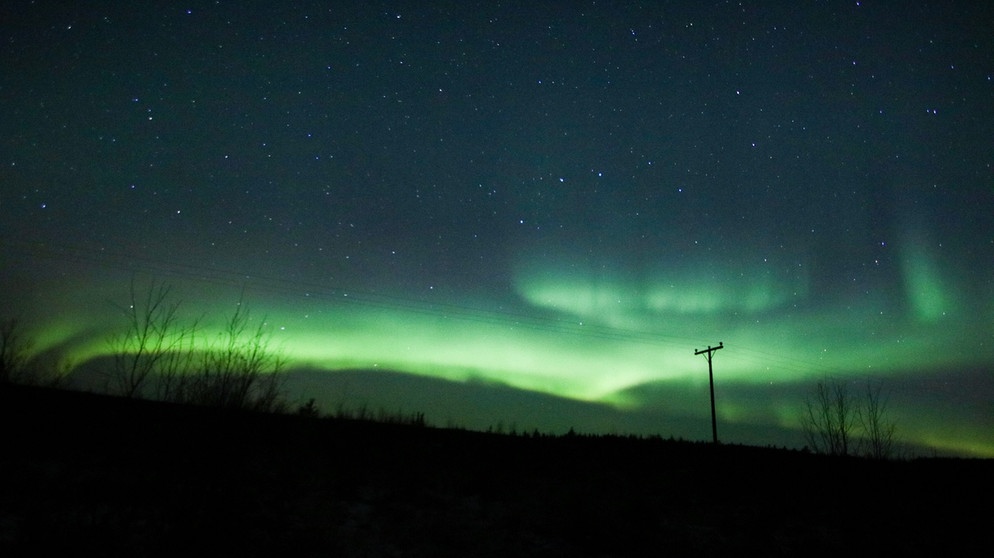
[283,366,714,435]
[1,383,990,556]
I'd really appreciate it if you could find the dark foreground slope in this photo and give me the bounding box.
[1,384,990,557]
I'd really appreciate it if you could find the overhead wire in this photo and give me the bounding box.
[2,237,854,379]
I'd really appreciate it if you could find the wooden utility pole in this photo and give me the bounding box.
[695,342,723,444]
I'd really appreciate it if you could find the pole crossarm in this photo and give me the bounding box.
[694,342,723,444]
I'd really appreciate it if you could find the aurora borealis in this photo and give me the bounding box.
[2,1,993,456]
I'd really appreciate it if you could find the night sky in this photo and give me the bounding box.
[3,1,993,456]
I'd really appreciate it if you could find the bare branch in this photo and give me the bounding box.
[108,278,194,398]
[857,380,897,459]
[801,379,857,456]
[801,377,898,458]
[0,318,33,384]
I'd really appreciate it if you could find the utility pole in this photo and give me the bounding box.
[695,342,723,444]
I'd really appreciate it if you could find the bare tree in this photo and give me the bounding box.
[180,298,287,412]
[107,278,196,398]
[0,318,33,384]
[802,378,898,458]
[801,379,858,456]
[857,380,897,459]
[1,319,76,388]
[106,279,287,411]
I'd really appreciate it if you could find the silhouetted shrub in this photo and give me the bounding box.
[0,318,32,384]
[297,398,320,418]
[106,279,288,413]
[801,378,897,458]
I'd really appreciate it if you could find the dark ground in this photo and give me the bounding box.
[1,383,990,557]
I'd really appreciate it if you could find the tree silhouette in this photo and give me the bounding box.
[107,278,195,398]
[0,318,32,384]
[858,380,897,459]
[107,280,287,412]
[801,378,898,458]
[182,299,287,412]
[802,379,857,456]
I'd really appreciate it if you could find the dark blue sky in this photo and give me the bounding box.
[3,1,993,455]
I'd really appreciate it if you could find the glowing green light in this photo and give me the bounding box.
[513,256,810,318]
[900,241,955,323]
[12,270,994,458]
[273,306,676,401]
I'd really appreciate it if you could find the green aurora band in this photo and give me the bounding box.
[14,246,994,458]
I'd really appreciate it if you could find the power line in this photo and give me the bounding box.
[0,238,697,347]
[2,238,865,380]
